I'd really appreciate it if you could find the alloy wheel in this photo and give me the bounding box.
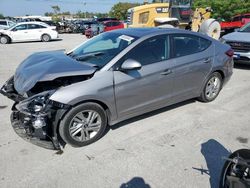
[205,76,221,100]
[69,110,102,142]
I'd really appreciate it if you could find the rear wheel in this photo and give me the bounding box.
[41,34,51,42]
[59,103,107,147]
[0,35,10,44]
[199,72,223,102]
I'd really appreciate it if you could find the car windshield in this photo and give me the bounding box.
[239,23,250,32]
[69,32,138,69]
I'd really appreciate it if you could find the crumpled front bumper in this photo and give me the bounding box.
[11,111,61,150]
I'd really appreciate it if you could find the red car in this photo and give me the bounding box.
[220,13,250,33]
[102,20,124,32]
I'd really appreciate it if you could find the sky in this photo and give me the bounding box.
[0,0,140,17]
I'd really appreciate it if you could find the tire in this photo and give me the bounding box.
[41,34,51,42]
[199,19,221,40]
[0,35,10,44]
[219,149,250,188]
[59,102,107,147]
[198,72,223,102]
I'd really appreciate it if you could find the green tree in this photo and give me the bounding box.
[51,5,61,14]
[0,13,4,19]
[193,0,250,21]
[109,2,141,20]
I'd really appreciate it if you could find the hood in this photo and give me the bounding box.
[14,50,96,95]
[223,31,250,43]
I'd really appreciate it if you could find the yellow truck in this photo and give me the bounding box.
[127,0,221,39]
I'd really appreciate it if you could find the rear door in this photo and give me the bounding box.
[26,24,45,40]
[170,34,213,101]
[113,35,175,119]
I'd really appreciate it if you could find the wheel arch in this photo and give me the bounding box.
[54,99,112,147]
[54,99,113,138]
[0,34,12,43]
[41,33,51,40]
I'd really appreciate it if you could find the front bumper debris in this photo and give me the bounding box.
[11,111,61,150]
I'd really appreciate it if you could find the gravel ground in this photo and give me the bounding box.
[0,34,250,188]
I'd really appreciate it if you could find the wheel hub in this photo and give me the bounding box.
[69,110,102,142]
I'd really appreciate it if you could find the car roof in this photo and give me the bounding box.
[110,27,208,39]
[16,21,49,26]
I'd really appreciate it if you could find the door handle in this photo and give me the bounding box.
[24,32,28,33]
[161,69,172,76]
[203,58,211,63]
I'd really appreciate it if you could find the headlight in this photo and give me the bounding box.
[220,38,226,44]
[16,90,55,115]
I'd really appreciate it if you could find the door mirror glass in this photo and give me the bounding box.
[121,59,142,70]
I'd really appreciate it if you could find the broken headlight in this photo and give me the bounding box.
[16,90,56,115]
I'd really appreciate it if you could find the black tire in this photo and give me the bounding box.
[198,72,223,102]
[59,102,107,147]
[219,149,250,188]
[41,34,51,42]
[0,35,10,44]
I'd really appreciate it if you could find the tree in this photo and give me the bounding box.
[109,2,141,20]
[0,13,4,19]
[193,0,250,21]
[51,5,61,14]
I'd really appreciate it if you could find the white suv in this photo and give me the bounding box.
[0,22,59,44]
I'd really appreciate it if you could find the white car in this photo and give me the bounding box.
[0,22,59,44]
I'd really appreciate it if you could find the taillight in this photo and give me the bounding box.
[226,49,234,57]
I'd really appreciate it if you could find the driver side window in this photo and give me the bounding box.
[123,35,169,66]
[13,24,27,31]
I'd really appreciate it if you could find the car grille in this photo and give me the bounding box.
[226,41,250,53]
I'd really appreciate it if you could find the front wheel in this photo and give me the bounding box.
[59,103,107,147]
[199,72,223,102]
[0,35,10,44]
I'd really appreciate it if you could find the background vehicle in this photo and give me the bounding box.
[220,13,250,35]
[103,20,124,32]
[220,149,250,188]
[221,22,250,64]
[95,17,118,22]
[127,0,221,39]
[85,23,104,38]
[0,19,16,29]
[0,28,233,150]
[0,22,58,44]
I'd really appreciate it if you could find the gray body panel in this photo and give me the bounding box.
[13,28,232,126]
[14,51,96,95]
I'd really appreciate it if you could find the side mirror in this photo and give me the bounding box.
[121,59,142,71]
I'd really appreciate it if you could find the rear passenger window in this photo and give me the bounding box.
[112,22,120,26]
[172,34,211,58]
[28,24,43,29]
[106,22,112,27]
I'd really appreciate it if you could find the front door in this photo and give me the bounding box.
[114,35,175,119]
[10,24,29,41]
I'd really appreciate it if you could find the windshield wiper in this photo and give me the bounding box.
[74,52,105,61]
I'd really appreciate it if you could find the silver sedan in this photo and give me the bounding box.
[1,28,234,150]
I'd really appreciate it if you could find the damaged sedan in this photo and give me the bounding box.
[1,28,234,150]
